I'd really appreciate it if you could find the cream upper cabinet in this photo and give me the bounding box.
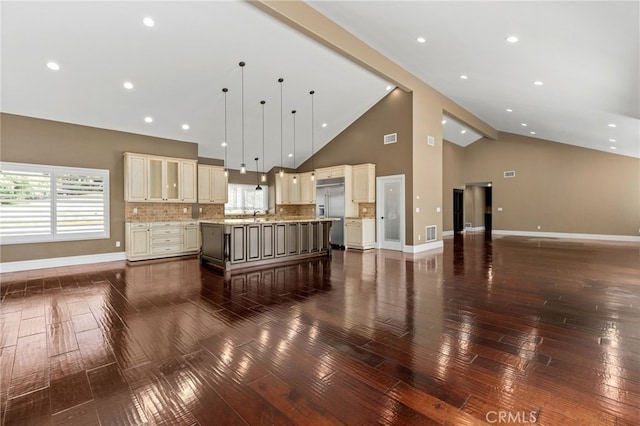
[287,174,300,204]
[198,165,228,204]
[124,153,148,202]
[125,153,196,203]
[179,160,198,203]
[299,172,316,204]
[148,158,180,202]
[352,163,376,203]
[315,165,346,180]
[275,172,315,205]
[275,173,289,204]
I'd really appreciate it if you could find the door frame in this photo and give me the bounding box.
[376,174,405,251]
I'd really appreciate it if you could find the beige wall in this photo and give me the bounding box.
[442,132,640,236]
[1,113,198,262]
[297,88,413,234]
[442,141,465,231]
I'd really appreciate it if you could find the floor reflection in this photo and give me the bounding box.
[1,235,639,425]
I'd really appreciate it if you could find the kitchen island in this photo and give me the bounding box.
[200,218,336,273]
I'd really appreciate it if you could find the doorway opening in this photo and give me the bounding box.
[453,189,464,233]
[462,182,492,233]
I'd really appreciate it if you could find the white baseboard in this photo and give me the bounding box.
[468,226,485,232]
[0,252,127,273]
[442,230,454,237]
[403,240,444,253]
[492,230,640,243]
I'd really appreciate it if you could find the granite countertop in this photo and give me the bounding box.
[200,217,339,225]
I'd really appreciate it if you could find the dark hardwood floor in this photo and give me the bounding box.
[1,233,639,425]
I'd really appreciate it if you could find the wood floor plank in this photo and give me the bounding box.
[0,234,637,424]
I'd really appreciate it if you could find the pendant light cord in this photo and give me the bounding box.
[310,90,315,172]
[240,62,245,167]
[223,88,228,168]
[279,78,284,171]
[292,110,296,169]
[261,100,265,174]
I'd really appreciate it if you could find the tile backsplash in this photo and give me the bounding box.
[198,204,225,220]
[125,202,193,222]
[274,204,316,217]
[359,203,376,218]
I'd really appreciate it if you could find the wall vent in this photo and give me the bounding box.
[383,133,397,144]
[425,225,437,242]
[465,222,472,229]
[504,170,516,178]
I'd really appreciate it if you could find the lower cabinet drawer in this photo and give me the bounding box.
[151,228,182,236]
[151,244,183,255]
[152,236,183,245]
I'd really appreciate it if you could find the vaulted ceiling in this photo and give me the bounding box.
[2,1,638,173]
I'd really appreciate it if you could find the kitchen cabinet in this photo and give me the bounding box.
[352,163,376,203]
[124,153,148,202]
[315,165,346,180]
[198,165,228,204]
[184,221,200,252]
[200,219,334,272]
[287,174,300,204]
[274,172,315,205]
[126,222,150,257]
[124,153,197,203]
[125,221,200,261]
[345,218,376,250]
[299,172,316,204]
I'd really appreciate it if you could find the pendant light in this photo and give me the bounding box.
[254,157,262,191]
[291,109,297,184]
[239,61,247,174]
[278,78,284,178]
[222,88,229,177]
[260,100,267,183]
[309,90,315,181]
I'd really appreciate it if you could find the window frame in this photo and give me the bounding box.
[224,183,269,215]
[0,162,110,245]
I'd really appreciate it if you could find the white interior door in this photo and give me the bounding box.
[376,175,404,251]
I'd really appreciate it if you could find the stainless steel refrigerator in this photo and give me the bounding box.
[316,177,345,247]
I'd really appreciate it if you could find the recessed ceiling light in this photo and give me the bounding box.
[530,131,536,135]
[221,142,227,147]
[609,138,616,142]
[321,123,327,128]
[442,120,447,125]
[181,124,190,130]
[46,61,60,71]
[123,81,134,90]
[610,146,617,150]
[144,116,153,123]
[460,75,468,80]
[506,35,519,43]
[288,153,293,158]
[506,108,513,112]
[521,123,527,127]
[416,36,426,43]
[143,17,155,27]
[534,81,544,86]
[608,123,616,128]
[385,85,393,91]
[460,129,467,134]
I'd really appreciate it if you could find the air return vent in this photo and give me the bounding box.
[425,225,437,242]
[384,133,397,144]
[504,170,516,178]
